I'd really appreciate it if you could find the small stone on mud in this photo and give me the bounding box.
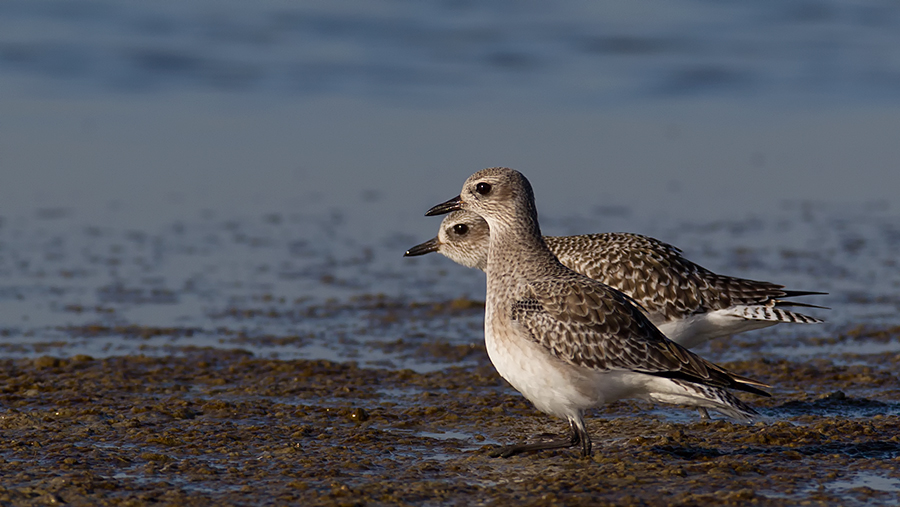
[34,356,61,369]
[350,407,370,422]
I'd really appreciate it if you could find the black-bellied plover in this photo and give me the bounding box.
[405,210,824,349]
[424,167,771,458]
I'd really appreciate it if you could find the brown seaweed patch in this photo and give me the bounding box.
[368,339,487,363]
[0,350,898,505]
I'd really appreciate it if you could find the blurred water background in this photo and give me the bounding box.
[1,0,899,367]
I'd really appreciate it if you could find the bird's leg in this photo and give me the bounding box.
[490,417,592,458]
[571,417,592,457]
[490,435,575,458]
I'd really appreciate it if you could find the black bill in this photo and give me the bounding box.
[425,195,462,216]
[404,237,440,257]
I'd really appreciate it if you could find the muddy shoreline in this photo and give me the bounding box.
[2,331,899,507]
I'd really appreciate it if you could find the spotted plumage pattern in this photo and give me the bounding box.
[513,275,769,395]
[665,380,759,421]
[547,232,822,324]
[405,210,824,348]
[422,167,773,458]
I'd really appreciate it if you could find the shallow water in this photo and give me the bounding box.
[0,196,895,368]
[2,1,900,505]
[828,472,900,494]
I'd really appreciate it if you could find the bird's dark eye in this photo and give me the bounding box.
[475,182,492,195]
[452,223,469,235]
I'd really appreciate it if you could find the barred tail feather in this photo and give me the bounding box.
[735,305,824,324]
[650,379,761,422]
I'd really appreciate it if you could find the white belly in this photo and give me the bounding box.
[482,304,755,421]
[484,311,643,419]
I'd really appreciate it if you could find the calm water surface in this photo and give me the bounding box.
[1,0,899,370]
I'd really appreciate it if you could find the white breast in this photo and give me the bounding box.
[483,302,638,419]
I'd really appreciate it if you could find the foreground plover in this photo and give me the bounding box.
[424,167,770,457]
[406,210,824,349]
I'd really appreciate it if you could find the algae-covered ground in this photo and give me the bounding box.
[6,0,900,502]
[1,202,898,505]
[2,322,899,506]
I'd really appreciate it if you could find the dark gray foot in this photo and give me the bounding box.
[489,434,578,458]
[490,419,592,458]
[698,407,710,419]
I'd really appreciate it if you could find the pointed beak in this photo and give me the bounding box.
[403,237,440,257]
[425,195,462,216]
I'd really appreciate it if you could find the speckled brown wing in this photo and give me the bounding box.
[546,233,816,321]
[510,276,769,396]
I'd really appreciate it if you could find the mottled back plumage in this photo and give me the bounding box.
[514,274,767,395]
[548,232,820,323]
[423,167,772,457]
[406,210,824,348]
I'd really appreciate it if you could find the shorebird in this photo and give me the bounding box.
[424,167,771,457]
[405,210,824,349]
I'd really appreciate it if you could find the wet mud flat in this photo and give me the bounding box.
[2,330,900,507]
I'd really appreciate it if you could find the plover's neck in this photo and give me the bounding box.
[484,215,560,287]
